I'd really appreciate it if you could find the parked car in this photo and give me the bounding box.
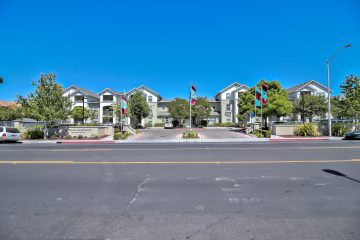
[0,126,21,142]
[343,130,360,140]
[164,122,174,129]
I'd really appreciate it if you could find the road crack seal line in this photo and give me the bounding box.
[128,176,151,207]
[185,216,230,239]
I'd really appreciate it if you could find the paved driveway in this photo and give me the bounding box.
[132,127,250,140]
[131,128,182,140]
[199,127,251,139]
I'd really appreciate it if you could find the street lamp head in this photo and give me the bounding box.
[344,44,352,48]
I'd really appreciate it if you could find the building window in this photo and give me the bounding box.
[148,95,153,102]
[102,106,113,124]
[103,95,113,102]
[226,93,231,99]
[75,96,84,102]
[238,92,241,98]
[226,104,231,111]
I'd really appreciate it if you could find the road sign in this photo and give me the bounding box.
[250,112,255,118]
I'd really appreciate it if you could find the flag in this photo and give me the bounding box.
[121,96,127,114]
[191,85,196,97]
[190,84,197,105]
[191,98,197,105]
[255,87,261,107]
[262,84,268,105]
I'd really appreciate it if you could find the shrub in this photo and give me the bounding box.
[294,123,320,137]
[261,130,271,138]
[253,131,263,138]
[253,129,271,138]
[197,125,204,128]
[211,122,238,127]
[77,135,84,139]
[154,123,165,127]
[114,128,121,134]
[182,130,199,139]
[25,126,44,139]
[332,123,350,137]
[145,123,153,128]
[113,132,133,140]
[64,135,73,140]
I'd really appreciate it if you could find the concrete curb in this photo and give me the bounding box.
[60,140,115,144]
[20,140,60,144]
[116,138,267,143]
[269,137,343,142]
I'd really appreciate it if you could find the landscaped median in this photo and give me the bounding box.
[180,130,201,142]
[113,131,133,140]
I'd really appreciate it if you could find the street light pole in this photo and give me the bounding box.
[301,92,305,124]
[326,44,351,137]
[82,96,86,125]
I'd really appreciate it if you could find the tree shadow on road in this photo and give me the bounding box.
[323,169,360,184]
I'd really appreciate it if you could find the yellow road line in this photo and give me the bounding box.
[0,159,360,165]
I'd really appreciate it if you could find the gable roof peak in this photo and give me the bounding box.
[286,80,332,93]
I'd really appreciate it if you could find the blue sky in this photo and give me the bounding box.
[0,0,359,100]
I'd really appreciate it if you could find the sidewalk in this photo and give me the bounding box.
[20,135,344,144]
[269,135,343,142]
[21,135,115,144]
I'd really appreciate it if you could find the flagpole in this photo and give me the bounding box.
[120,95,122,130]
[254,87,256,131]
[260,86,263,130]
[189,83,192,129]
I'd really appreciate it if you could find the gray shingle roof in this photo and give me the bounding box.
[286,80,332,93]
[65,85,100,99]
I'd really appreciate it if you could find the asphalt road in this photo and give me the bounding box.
[0,141,360,240]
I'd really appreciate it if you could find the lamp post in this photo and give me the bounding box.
[326,44,351,137]
[301,92,305,124]
[82,96,87,124]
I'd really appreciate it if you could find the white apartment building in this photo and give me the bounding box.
[286,80,332,121]
[64,80,329,125]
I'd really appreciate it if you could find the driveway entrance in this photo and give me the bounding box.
[131,128,250,141]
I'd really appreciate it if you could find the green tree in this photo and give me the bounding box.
[168,98,189,122]
[293,94,327,122]
[17,73,71,136]
[259,80,293,122]
[237,80,293,126]
[0,106,23,121]
[339,75,360,127]
[192,97,211,124]
[127,92,150,126]
[70,106,92,123]
[237,87,258,121]
[331,96,347,119]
